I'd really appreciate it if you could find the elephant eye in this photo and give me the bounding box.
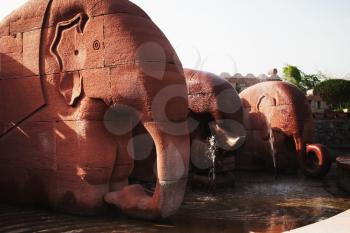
[93,40,101,50]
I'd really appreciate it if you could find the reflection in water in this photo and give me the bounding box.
[0,168,349,233]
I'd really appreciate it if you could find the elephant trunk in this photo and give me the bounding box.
[293,135,331,178]
[209,110,246,151]
[209,120,246,151]
[105,122,189,220]
[208,85,246,152]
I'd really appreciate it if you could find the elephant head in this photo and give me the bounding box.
[237,81,331,177]
[0,0,190,220]
[129,69,246,182]
[184,69,246,172]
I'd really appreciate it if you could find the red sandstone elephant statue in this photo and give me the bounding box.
[184,69,246,173]
[0,0,190,220]
[236,81,331,177]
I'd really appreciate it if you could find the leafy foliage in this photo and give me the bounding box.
[282,65,303,90]
[235,84,242,93]
[302,74,322,91]
[282,65,323,92]
[314,79,350,109]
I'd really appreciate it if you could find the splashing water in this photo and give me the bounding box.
[269,127,277,169]
[267,113,277,174]
[207,135,217,193]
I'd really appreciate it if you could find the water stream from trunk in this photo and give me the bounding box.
[267,112,278,176]
[207,135,217,194]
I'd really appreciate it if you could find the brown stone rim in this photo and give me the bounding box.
[336,156,350,170]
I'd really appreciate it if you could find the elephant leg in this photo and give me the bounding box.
[129,123,157,183]
[109,130,134,192]
[105,121,190,220]
[51,120,116,215]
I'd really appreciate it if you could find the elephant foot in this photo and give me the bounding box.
[104,179,187,220]
[105,184,154,218]
[301,144,332,178]
[109,180,128,191]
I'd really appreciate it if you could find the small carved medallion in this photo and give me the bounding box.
[93,40,100,50]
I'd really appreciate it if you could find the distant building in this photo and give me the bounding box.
[306,89,329,114]
[220,72,232,79]
[225,73,260,92]
[224,68,281,93]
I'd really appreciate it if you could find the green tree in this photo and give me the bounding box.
[315,71,332,81]
[302,74,321,91]
[314,79,350,110]
[283,65,303,90]
[282,65,322,92]
[343,100,350,109]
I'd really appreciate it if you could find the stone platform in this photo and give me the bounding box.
[336,156,350,193]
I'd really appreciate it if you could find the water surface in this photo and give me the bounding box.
[0,168,349,233]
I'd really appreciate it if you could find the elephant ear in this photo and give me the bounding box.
[256,95,277,137]
[50,13,88,71]
[256,95,276,112]
[59,71,83,106]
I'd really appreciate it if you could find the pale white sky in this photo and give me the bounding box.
[1,0,350,78]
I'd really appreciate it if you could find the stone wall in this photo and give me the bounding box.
[224,73,281,93]
[315,119,350,149]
